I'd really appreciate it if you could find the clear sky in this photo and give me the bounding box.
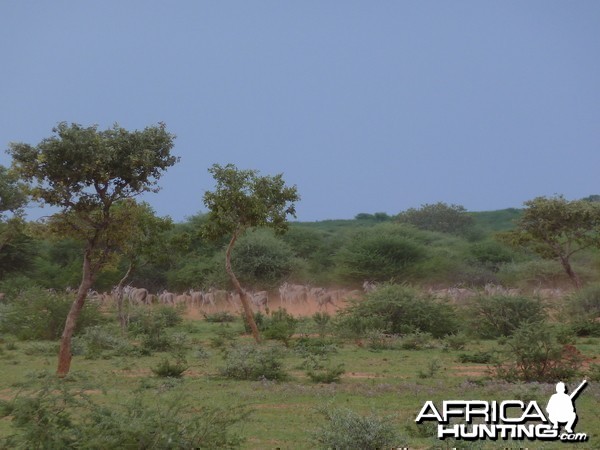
[1,1,599,222]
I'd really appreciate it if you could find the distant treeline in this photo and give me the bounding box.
[3,203,598,295]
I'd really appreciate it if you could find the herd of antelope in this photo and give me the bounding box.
[83,282,368,313]
[1,281,564,315]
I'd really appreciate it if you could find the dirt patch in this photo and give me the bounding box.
[450,365,489,377]
[182,296,350,320]
[344,372,381,379]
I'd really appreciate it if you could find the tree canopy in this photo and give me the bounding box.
[396,202,474,236]
[8,121,178,376]
[202,163,299,342]
[498,195,600,288]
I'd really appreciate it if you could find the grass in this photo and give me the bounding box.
[1,313,599,449]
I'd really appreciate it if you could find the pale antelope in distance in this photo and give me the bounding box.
[279,282,308,305]
[124,286,149,305]
[249,290,269,311]
[189,290,204,308]
[159,290,175,305]
[175,292,191,306]
[312,287,338,311]
[362,281,377,293]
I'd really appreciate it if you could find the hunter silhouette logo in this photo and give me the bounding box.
[546,380,586,434]
[415,379,589,442]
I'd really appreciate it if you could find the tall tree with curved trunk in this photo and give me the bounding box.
[498,195,600,289]
[8,122,178,376]
[202,164,299,343]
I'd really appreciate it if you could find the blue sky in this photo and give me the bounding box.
[1,1,599,222]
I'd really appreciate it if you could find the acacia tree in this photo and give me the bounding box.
[396,202,474,235]
[498,196,600,289]
[8,122,177,376]
[202,163,299,342]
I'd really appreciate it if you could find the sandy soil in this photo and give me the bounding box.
[183,296,350,320]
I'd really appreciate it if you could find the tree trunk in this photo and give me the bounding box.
[560,255,582,289]
[225,230,261,343]
[57,251,94,377]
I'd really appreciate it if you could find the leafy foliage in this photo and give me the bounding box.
[396,202,474,236]
[312,407,402,450]
[0,374,246,449]
[0,288,105,340]
[231,230,298,288]
[498,195,600,287]
[220,343,289,381]
[202,163,299,240]
[335,224,426,282]
[336,284,459,338]
[494,325,583,382]
[468,295,546,338]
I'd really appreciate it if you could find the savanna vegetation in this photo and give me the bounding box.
[1,123,600,448]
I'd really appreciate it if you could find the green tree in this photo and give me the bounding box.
[396,202,474,235]
[230,229,297,289]
[202,163,299,342]
[498,196,600,289]
[0,165,32,278]
[8,122,177,376]
[335,224,426,282]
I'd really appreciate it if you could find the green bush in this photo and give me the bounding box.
[312,312,331,337]
[312,407,402,450]
[0,288,105,341]
[334,224,426,282]
[72,325,134,359]
[457,350,497,364]
[0,374,247,449]
[220,343,288,381]
[468,295,546,338]
[203,311,236,323]
[293,337,338,358]
[493,324,583,382]
[335,284,459,338]
[566,284,600,336]
[262,308,297,346]
[128,306,184,353]
[400,332,434,350]
[151,357,189,378]
[231,229,299,288]
[306,363,345,384]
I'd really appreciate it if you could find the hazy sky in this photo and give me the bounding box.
[1,1,599,222]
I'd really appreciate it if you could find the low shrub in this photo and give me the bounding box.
[73,325,134,359]
[293,337,338,358]
[334,284,459,338]
[365,330,400,351]
[418,359,442,379]
[151,357,189,378]
[0,288,105,341]
[262,308,298,346]
[306,363,345,384]
[312,407,403,450]
[468,295,546,338]
[443,333,469,351]
[400,332,434,350]
[457,350,497,364]
[0,374,247,449]
[203,311,236,323]
[312,312,331,337]
[493,324,583,382]
[220,343,289,381]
